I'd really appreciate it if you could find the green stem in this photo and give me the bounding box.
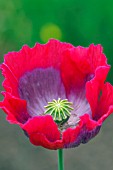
[58,149,64,170]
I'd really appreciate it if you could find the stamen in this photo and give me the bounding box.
[44,98,73,124]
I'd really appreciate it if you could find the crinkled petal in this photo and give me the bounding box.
[29,133,63,150]
[94,82,113,120]
[22,115,63,149]
[61,44,109,95]
[1,39,73,96]
[86,66,110,118]
[70,44,108,73]
[62,114,101,148]
[0,92,30,125]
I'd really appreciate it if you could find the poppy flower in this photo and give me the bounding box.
[0,39,113,150]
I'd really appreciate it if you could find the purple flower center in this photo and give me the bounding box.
[18,67,91,129]
[18,68,66,117]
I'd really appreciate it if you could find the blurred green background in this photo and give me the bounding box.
[0,0,113,170]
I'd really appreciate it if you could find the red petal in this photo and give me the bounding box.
[1,64,19,96]
[61,44,109,91]
[61,49,85,91]
[94,82,113,120]
[70,44,108,73]
[98,105,113,124]
[0,92,30,125]
[1,39,73,96]
[62,114,101,148]
[86,66,110,118]
[22,115,63,149]
[29,133,63,150]
[87,44,108,70]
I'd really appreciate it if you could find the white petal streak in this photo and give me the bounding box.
[67,88,92,123]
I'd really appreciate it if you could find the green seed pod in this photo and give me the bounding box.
[44,98,73,124]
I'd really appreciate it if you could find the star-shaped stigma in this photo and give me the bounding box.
[44,98,73,124]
